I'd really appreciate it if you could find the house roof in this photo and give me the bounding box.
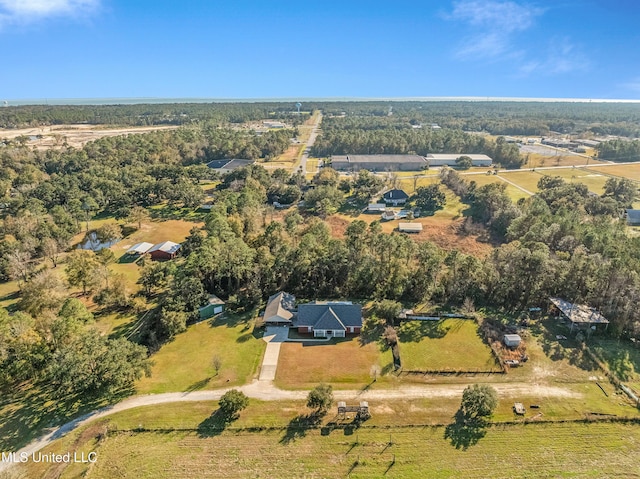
[626,209,640,223]
[205,294,225,306]
[206,159,254,170]
[549,297,609,324]
[313,308,346,331]
[297,302,362,330]
[504,334,521,342]
[383,189,409,200]
[148,241,181,255]
[368,203,386,210]
[126,242,154,254]
[264,291,296,323]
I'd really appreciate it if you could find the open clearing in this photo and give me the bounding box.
[136,314,265,394]
[398,319,501,372]
[18,402,640,479]
[276,339,394,389]
[0,124,178,149]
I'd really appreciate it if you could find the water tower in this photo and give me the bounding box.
[295,102,302,114]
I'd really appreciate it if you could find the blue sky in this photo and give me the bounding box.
[1,0,640,100]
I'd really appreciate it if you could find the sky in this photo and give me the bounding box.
[1,0,640,101]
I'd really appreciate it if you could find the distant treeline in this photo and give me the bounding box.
[304,101,640,137]
[311,116,523,168]
[2,101,640,137]
[597,139,640,162]
[0,103,310,128]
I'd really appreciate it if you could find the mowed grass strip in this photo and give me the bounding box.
[136,314,265,394]
[21,420,640,479]
[398,319,500,372]
[276,339,393,389]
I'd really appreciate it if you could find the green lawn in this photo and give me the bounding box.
[276,338,394,389]
[397,319,501,372]
[136,313,266,394]
[19,401,640,479]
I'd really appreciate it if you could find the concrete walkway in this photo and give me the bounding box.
[258,326,289,381]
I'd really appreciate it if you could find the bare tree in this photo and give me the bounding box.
[212,355,222,376]
[7,250,32,288]
[128,206,150,230]
[42,237,61,268]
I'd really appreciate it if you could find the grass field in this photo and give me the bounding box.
[462,173,530,201]
[19,400,640,479]
[275,338,394,389]
[588,163,640,181]
[397,319,501,372]
[136,313,265,394]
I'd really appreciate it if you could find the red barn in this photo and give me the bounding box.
[148,241,181,260]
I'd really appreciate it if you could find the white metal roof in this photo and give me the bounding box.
[398,222,423,231]
[148,241,181,254]
[126,242,154,254]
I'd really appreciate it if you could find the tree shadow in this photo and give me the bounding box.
[280,414,321,445]
[185,377,211,392]
[236,333,253,343]
[397,320,449,342]
[443,410,488,450]
[197,410,232,438]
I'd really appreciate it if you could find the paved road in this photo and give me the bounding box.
[299,111,322,175]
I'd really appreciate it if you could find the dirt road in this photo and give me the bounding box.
[0,378,579,473]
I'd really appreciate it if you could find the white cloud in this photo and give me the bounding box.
[0,0,99,27]
[519,37,590,76]
[447,0,544,59]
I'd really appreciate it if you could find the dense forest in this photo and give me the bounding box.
[3,101,640,136]
[311,116,523,167]
[0,103,310,128]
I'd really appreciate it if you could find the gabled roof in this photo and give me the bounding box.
[126,242,154,254]
[148,241,181,254]
[264,291,296,323]
[297,302,362,330]
[313,308,346,331]
[383,189,409,200]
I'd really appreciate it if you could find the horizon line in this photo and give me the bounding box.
[3,95,640,106]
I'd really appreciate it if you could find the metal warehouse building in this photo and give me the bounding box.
[425,154,493,167]
[331,154,428,172]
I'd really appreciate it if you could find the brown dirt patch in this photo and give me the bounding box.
[329,214,494,257]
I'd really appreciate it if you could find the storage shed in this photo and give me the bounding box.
[126,242,154,255]
[148,241,181,260]
[198,295,225,319]
[398,222,423,233]
[504,334,522,348]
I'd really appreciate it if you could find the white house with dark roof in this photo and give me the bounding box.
[296,301,362,338]
[263,292,296,324]
[383,189,409,206]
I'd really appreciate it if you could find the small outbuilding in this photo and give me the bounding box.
[398,222,423,233]
[381,210,396,221]
[549,297,609,332]
[504,334,522,348]
[148,241,182,260]
[126,242,154,256]
[198,295,225,319]
[367,203,386,213]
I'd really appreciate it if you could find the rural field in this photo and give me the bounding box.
[17,399,640,479]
